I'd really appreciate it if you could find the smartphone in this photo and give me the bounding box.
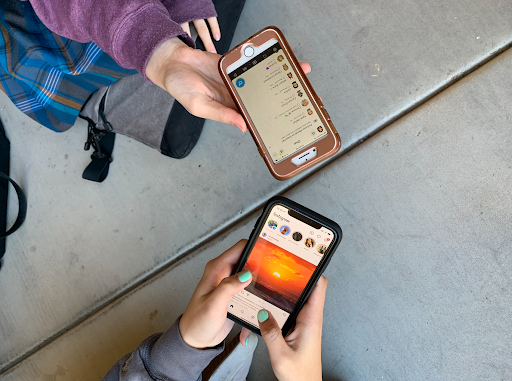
[227,196,342,335]
[219,27,341,180]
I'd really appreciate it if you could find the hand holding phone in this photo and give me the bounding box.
[146,37,248,132]
[179,196,340,380]
[179,240,253,349]
[240,276,327,381]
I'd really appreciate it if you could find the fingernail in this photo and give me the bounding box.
[215,34,221,41]
[257,310,269,323]
[238,270,251,283]
[210,50,217,54]
[245,337,249,346]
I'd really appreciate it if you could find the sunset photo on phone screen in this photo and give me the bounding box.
[242,237,316,313]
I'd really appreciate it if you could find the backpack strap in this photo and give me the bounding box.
[81,91,116,183]
[0,172,27,241]
[0,118,27,266]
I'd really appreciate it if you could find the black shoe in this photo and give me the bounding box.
[160,101,204,159]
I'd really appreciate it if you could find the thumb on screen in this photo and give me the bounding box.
[210,270,252,306]
[257,309,288,356]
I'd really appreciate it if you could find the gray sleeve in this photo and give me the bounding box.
[102,317,224,381]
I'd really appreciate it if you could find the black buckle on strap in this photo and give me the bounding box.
[84,123,112,160]
[82,120,115,182]
[81,91,116,182]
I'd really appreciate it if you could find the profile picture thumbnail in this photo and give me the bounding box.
[297,90,303,97]
[262,232,267,237]
[307,109,313,115]
[305,238,315,248]
[283,64,289,71]
[317,244,328,255]
[277,55,284,62]
[292,232,303,241]
[268,220,278,230]
[301,99,309,107]
[280,225,291,235]
[287,73,293,79]
[292,81,298,88]
[317,126,324,133]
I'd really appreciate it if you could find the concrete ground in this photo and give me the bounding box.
[1,0,511,380]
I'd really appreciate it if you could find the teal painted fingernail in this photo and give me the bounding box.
[245,337,249,346]
[238,270,251,282]
[257,310,269,323]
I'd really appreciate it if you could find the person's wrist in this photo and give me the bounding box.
[146,37,186,89]
[178,314,207,349]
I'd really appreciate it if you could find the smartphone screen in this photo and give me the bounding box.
[229,204,335,328]
[228,41,329,164]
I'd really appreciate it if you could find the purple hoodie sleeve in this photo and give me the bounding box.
[161,0,217,24]
[28,0,215,77]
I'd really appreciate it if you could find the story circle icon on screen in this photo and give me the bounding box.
[280,225,291,235]
[317,244,328,255]
[305,238,316,248]
[292,231,303,241]
[267,220,278,230]
[261,232,267,237]
[236,78,245,87]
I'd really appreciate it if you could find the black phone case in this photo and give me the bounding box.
[227,196,342,336]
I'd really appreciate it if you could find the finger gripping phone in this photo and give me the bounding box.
[219,27,341,180]
[227,196,342,336]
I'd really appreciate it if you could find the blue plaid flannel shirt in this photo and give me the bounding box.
[0,0,136,132]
